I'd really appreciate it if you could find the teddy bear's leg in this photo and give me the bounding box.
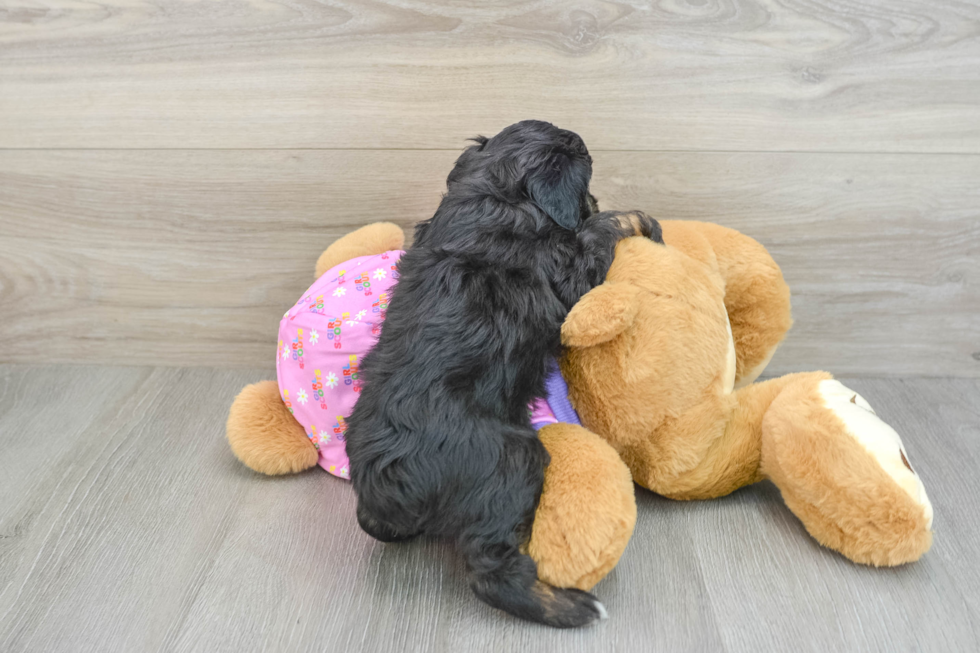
[527,423,637,591]
[639,375,789,500]
[314,222,405,279]
[661,221,793,388]
[696,223,793,387]
[227,380,319,475]
[759,373,933,566]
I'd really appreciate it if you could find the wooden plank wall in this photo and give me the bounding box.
[1,0,978,375]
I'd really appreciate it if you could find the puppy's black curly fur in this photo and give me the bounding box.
[346,120,661,628]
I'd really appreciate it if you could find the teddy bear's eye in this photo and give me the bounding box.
[850,394,876,415]
[900,449,914,474]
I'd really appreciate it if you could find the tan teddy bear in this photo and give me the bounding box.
[558,220,933,566]
[228,220,933,600]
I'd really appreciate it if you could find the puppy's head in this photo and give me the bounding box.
[448,120,597,231]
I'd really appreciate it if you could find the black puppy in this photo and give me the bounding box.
[346,120,660,628]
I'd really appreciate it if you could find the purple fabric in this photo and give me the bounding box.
[530,359,581,430]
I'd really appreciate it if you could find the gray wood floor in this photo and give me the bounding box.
[1,364,977,652]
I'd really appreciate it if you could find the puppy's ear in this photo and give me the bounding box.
[527,152,591,231]
[562,282,640,348]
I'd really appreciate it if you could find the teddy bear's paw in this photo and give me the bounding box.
[762,374,934,566]
[227,381,319,475]
[818,379,933,530]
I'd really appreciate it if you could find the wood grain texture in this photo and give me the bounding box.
[1,149,977,375]
[1,366,978,652]
[2,0,979,151]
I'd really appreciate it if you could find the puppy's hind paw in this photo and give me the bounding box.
[534,584,609,628]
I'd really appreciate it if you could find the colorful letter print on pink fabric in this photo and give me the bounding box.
[276,251,403,479]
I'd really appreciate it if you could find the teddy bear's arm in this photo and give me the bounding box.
[528,423,636,591]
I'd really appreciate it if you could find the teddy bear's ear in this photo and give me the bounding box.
[562,282,641,348]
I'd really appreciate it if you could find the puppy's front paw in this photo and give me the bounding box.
[629,211,662,243]
[610,211,662,243]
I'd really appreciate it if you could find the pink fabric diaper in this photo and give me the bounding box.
[277,249,580,480]
[276,251,403,479]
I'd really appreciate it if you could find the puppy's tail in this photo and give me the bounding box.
[462,536,607,628]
